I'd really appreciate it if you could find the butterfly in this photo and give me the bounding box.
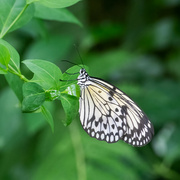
[77,68,154,147]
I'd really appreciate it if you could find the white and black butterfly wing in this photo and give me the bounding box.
[79,77,154,147]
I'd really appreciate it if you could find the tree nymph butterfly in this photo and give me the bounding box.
[77,68,154,147]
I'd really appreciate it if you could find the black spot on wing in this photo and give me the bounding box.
[103,123,107,129]
[90,114,95,122]
[109,90,114,96]
[99,117,103,123]
[120,115,125,120]
[95,121,99,127]
[121,105,128,115]
[115,108,119,112]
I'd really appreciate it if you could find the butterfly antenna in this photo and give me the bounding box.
[60,79,77,82]
[61,60,82,69]
[74,44,84,68]
[65,71,79,75]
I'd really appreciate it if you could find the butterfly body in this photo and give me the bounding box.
[77,68,154,147]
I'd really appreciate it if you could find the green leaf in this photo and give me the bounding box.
[60,94,79,126]
[0,44,10,74]
[30,74,50,91]
[0,39,23,101]
[5,74,24,102]
[60,64,88,92]
[63,84,80,97]
[22,82,46,112]
[33,0,80,8]
[0,0,35,38]
[34,4,82,26]
[23,59,62,89]
[0,39,20,72]
[41,105,54,132]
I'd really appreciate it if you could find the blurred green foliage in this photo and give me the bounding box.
[0,0,180,180]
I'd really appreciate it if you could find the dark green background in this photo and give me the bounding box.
[0,0,180,179]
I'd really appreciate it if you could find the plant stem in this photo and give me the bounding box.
[8,64,29,82]
[69,121,87,180]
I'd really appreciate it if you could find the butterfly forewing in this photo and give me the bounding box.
[77,69,154,147]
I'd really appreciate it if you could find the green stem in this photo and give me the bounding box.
[8,64,29,82]
[69,121,87,180]
[0,4,29,38]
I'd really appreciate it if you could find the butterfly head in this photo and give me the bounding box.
[77,68,89,86]
[80,68,86,75]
